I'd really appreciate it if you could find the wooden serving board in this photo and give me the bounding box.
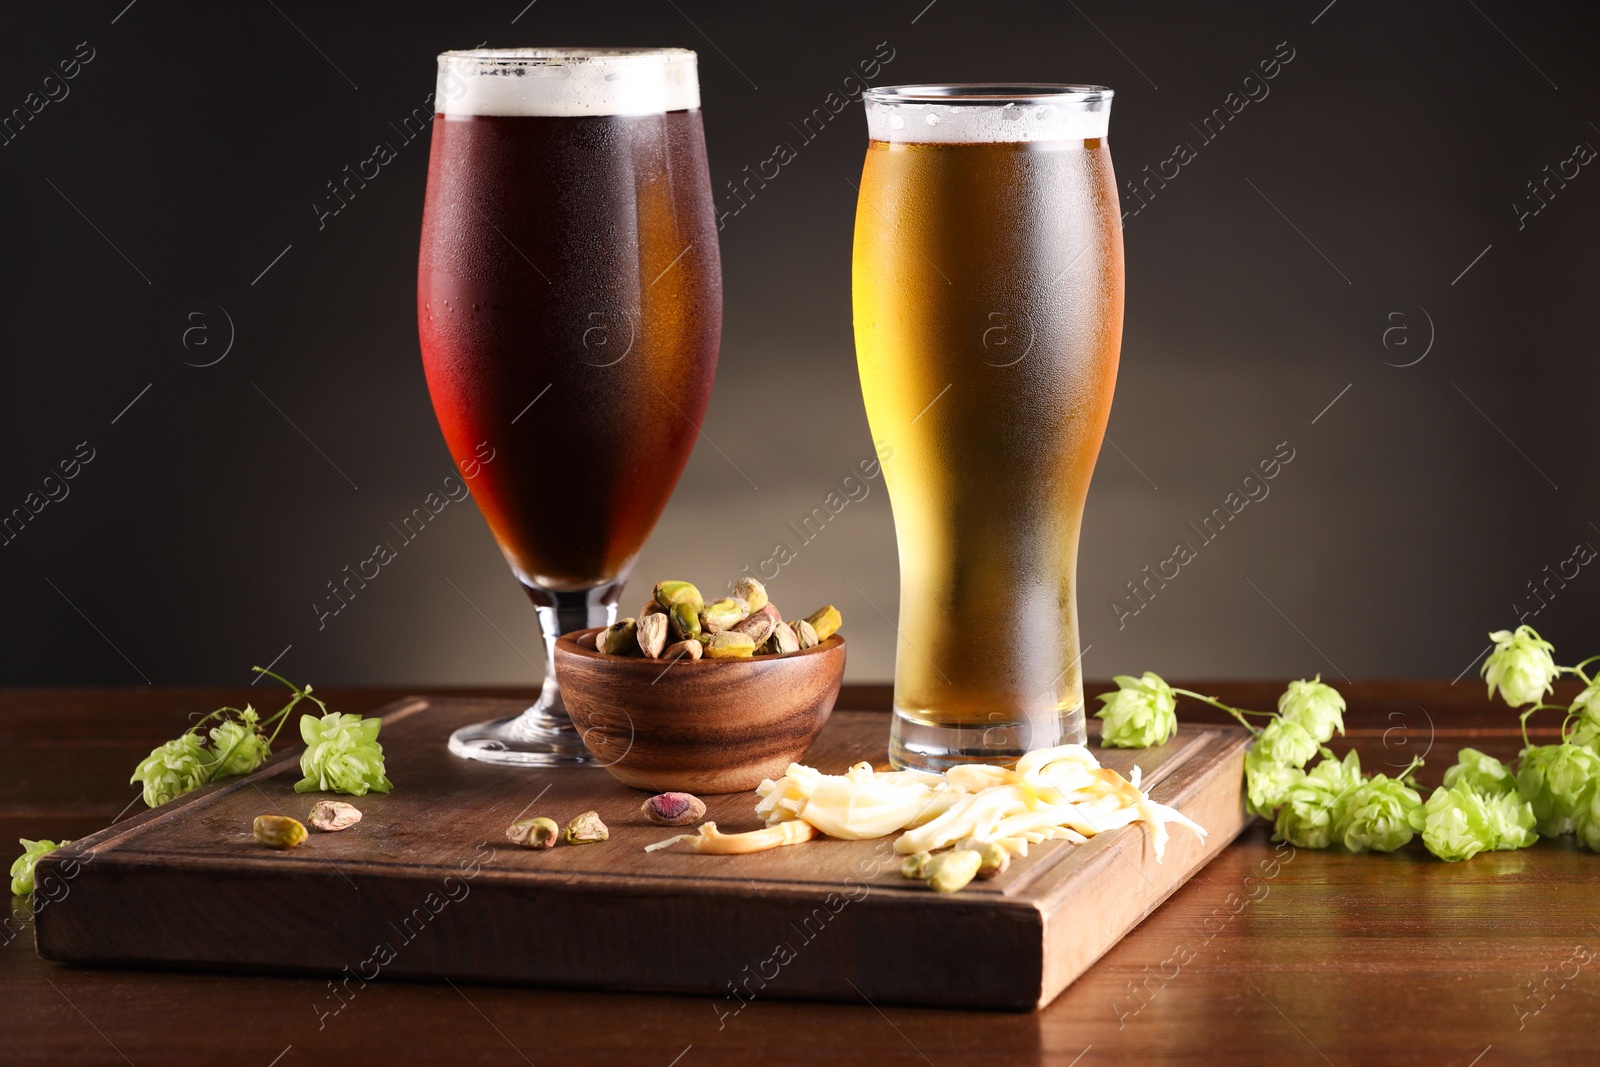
[34,698,1249,1011]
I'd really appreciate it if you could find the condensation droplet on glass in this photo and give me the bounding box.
[888,112,905,130]
[925,112,940,127]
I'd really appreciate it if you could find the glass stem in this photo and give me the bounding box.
[529,587,618,719]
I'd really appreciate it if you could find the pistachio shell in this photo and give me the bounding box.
[731,611,775,646]
[732,576,769,614]
[792,619,819,649]
[663,639,703,661]
[636,612,669,658]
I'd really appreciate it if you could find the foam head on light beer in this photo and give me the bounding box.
[851,85,1124,770]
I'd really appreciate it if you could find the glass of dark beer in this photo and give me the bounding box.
[418,48,721,765]
[852,85,1123,770]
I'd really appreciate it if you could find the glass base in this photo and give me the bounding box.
[445,583,622,768]
[447,709,594,766]
[887,704,1085,772]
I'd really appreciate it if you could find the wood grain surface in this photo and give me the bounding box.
[3,682,1595,1066]
[31,696,1245,1011]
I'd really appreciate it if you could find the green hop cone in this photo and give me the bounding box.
[1410,781,1537,862]
[1516,743,1600,837]
[1094,672,1178,749]
[295,712,393,796]
[1255,717,1319,770]
[1441,747,1518,798]
[1569,680,1600,751]
[1480,625,1558,709]
[10,838,70,897]
[1334,773,1422,852]
[207,715,272,779]
[1277,676,1346,746]
[1483,788,1537,850]
[1572,784,1600,853]
[1273,750,1362,849]
[1244,746,1305,817]
[130,733,209,808]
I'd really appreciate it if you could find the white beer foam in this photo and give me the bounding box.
[435,48,699,117]
[864,86,1111,144]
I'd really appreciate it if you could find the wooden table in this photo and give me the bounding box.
[2,682,1592,1066]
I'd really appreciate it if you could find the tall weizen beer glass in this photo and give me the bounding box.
[852,85,1123,770]
[419,49,720,764]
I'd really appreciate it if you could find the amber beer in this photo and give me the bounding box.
[852,85,1123,769]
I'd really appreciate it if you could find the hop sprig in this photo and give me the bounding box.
[126,669,380,809]
[10,838,70,897]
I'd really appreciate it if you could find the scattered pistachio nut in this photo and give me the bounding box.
[663,639,703,661]
[641,791,707,826]
[596,618,638,655]
[805,605,842,642]
[792,619,820,649]
[765,622,801,655]
[732,576,769,614]
[926,849,983,893]
[508,816,561,849]
[900,852,933,879]
[704,631,757,659]
[308,800,362,832]
[637,612,669,658]
[253,815,308,850]
[564,810,609,845]
[975,841,1010,880]
[731,610,775,646]
[700,597,747,634]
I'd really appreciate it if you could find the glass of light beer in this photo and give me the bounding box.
[418,49,721,765]
[851,85,1123,770]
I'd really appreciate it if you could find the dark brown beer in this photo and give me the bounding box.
[418,109,721,592]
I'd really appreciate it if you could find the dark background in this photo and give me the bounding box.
[2,1,1597,688]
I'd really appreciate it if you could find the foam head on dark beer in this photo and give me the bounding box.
[435,47,699,117]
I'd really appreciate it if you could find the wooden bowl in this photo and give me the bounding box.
[553,628,846,794]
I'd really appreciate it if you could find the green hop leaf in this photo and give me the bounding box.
[1517,743,1600,837]
[11,838,70,897]
[1569,680,1600,750]
[295,712,393,797]
[1255,717,1319,770]
[1572,784,1600,853]
[1094,672,1177,748]
[1334,773,1422,852]
[1244,746,1304,817]
[1480,625,1558,709]
[1277,676,1346,746]
[1441,748,1518,798]
[207,717,273,779]
[130,733,209,808]
[1273,750,1362,849]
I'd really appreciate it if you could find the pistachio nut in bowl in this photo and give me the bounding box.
[553,577,847,793]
